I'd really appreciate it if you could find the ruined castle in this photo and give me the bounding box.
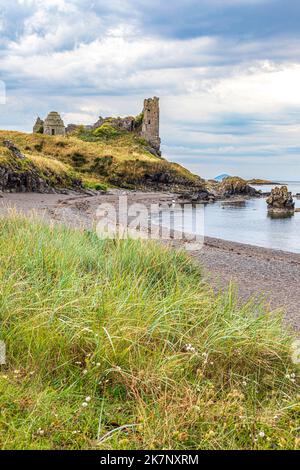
[33,97,161,154]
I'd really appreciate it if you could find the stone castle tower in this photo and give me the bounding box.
[43,112,65,136]
[33,112,65,136]
[141,97,161,154]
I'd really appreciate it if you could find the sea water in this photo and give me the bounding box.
[156,182,300,254]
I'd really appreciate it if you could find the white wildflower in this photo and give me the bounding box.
[85,396,91,403]
[184,343,197,353]
[82,402,88,408]
[286,372,296,382]
[258,431,265,438]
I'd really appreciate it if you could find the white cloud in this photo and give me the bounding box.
[1,0,300,179]
[0,80,6,104]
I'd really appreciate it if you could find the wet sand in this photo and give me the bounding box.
[1,190,300,330]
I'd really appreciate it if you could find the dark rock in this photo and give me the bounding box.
[0,166,51,193]
[0,152,82,193]
[179,189,215,202]
[218,176,260,198]
[266,186,295,213]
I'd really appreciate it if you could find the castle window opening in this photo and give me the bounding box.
[51,129,55,135]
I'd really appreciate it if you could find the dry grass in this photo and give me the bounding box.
[0,130,201,189]
[27,153,73,174]
[0,130,159,166]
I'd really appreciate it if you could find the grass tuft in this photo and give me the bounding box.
[0,215,299,449]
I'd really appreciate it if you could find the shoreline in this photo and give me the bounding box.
[203,235,300,263]
[1,190,300,330]
[196,236,300,330]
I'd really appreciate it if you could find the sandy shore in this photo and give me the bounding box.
[1,190,300,330]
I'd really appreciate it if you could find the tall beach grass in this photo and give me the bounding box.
[0,215,299,449]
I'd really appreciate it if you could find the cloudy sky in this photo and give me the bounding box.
[0,0,300,179]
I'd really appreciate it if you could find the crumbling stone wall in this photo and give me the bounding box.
[141,97,161,154]
[91,116,135,132]
[33,97,161,153]
[33,117,44,134]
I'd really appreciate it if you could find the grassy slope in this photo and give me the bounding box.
[0,130,201,190]
[0,138,82,191]
[0,215,299,450]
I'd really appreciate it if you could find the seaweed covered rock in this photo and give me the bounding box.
[219,176,260,198]
[179,188,215,202]
[266,186,295,214]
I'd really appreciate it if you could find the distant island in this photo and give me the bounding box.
[214,175,280,185]
[247,178,280,185]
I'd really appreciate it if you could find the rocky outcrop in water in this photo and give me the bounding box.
[218,177,260,198]
[266,186,295,214]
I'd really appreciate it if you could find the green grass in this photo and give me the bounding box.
[0,215,299,450]
[93,123,123,138]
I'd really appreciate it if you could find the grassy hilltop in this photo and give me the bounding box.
[0,215,299,450]
[0,127,202,192]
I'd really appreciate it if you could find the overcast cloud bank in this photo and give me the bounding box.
[0,0,300,179]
